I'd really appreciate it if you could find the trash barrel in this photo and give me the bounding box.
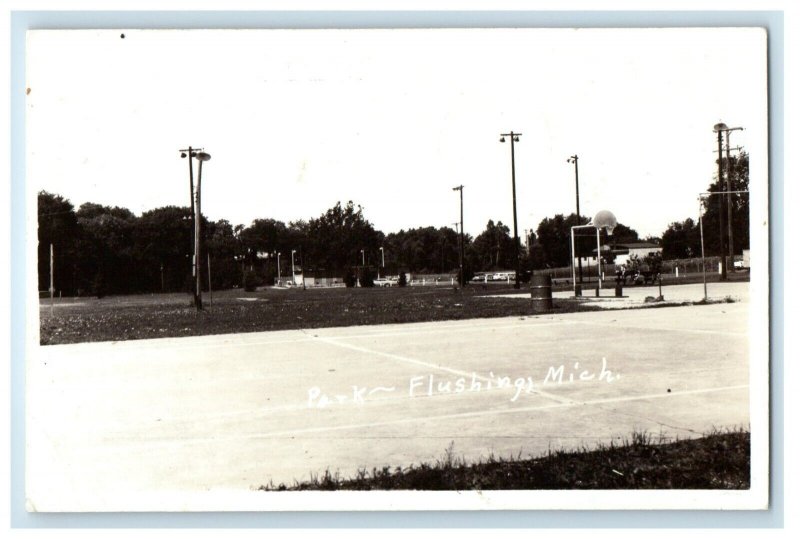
[575,284,582,297]
[530,274,553,313]
[615,282,623,297]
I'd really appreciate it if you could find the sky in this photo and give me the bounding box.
[26,28,767,239]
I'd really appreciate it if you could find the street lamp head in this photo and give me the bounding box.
[180,152,187,158]
[513,136,520,142]
[713,122,729,132]
[195,152,211,162]
[499,136,506,143]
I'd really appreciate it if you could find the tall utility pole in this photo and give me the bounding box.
[180,146,200,306]
[500,132,522,289]
[181,147,211,309]
[178,146,198,305]
[724,127,743,268]
[713,124,727,281]
[567,155,583,283]
[452,185,464,287]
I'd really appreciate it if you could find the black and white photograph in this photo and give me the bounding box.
[25,27,769,512]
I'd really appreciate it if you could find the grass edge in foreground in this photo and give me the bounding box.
[259,429,750,491]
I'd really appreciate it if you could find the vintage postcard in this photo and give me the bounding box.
[25,27,769,511]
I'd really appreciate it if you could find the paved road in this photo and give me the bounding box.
[27,289,750,511]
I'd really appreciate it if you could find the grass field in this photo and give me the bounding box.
[260,430,750,491]
[39,284,602,345]
[39,273,750,345]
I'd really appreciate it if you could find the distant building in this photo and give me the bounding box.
[573,242,663,269]
[612,242,663,267]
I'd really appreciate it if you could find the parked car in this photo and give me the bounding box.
[373,278,395,287]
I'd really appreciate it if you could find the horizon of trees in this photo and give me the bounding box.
[38,152,749,296]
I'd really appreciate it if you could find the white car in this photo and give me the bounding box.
[373,278,394,287]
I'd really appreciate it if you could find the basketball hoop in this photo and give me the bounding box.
[593,210,617,236]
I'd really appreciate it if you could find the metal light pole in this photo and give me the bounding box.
[361,249,365,266]
[500,132,522,289]
[452,185,464,287]
[379,247,385,279]
[291,249,296,284]
[567,155,583,283]
[276,251,281,285]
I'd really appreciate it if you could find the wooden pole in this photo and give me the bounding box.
[50,243,54,316]
[207,253,213,305]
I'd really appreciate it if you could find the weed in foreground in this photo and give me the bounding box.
[257,428,750,491]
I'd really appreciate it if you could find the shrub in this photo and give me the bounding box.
[358,267,375,288]
[344,271,357,288]
[398,272,407,287]
[91,272,108,299]
[243,270,259,292]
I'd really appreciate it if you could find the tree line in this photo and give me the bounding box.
[38,152,748,296]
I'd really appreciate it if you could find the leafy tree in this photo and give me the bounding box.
[206,219,242,290]
[468,220,516,271]
[37,191,81,295]
[701,151,750,256]
[239,218,287,266]
[657,151,748,261]
[660,218,701,260]
[534,213,641,269]
[131,206,194,293]
[607,222,639,244]
[534,213,590,268]
[385,226,464,274]
[306,201,382,277]
[76,202,136,295]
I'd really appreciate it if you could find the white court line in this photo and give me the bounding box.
[261,384,749,438]
[108,384,748,445]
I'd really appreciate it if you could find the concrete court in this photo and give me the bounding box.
[27,284,750,510]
